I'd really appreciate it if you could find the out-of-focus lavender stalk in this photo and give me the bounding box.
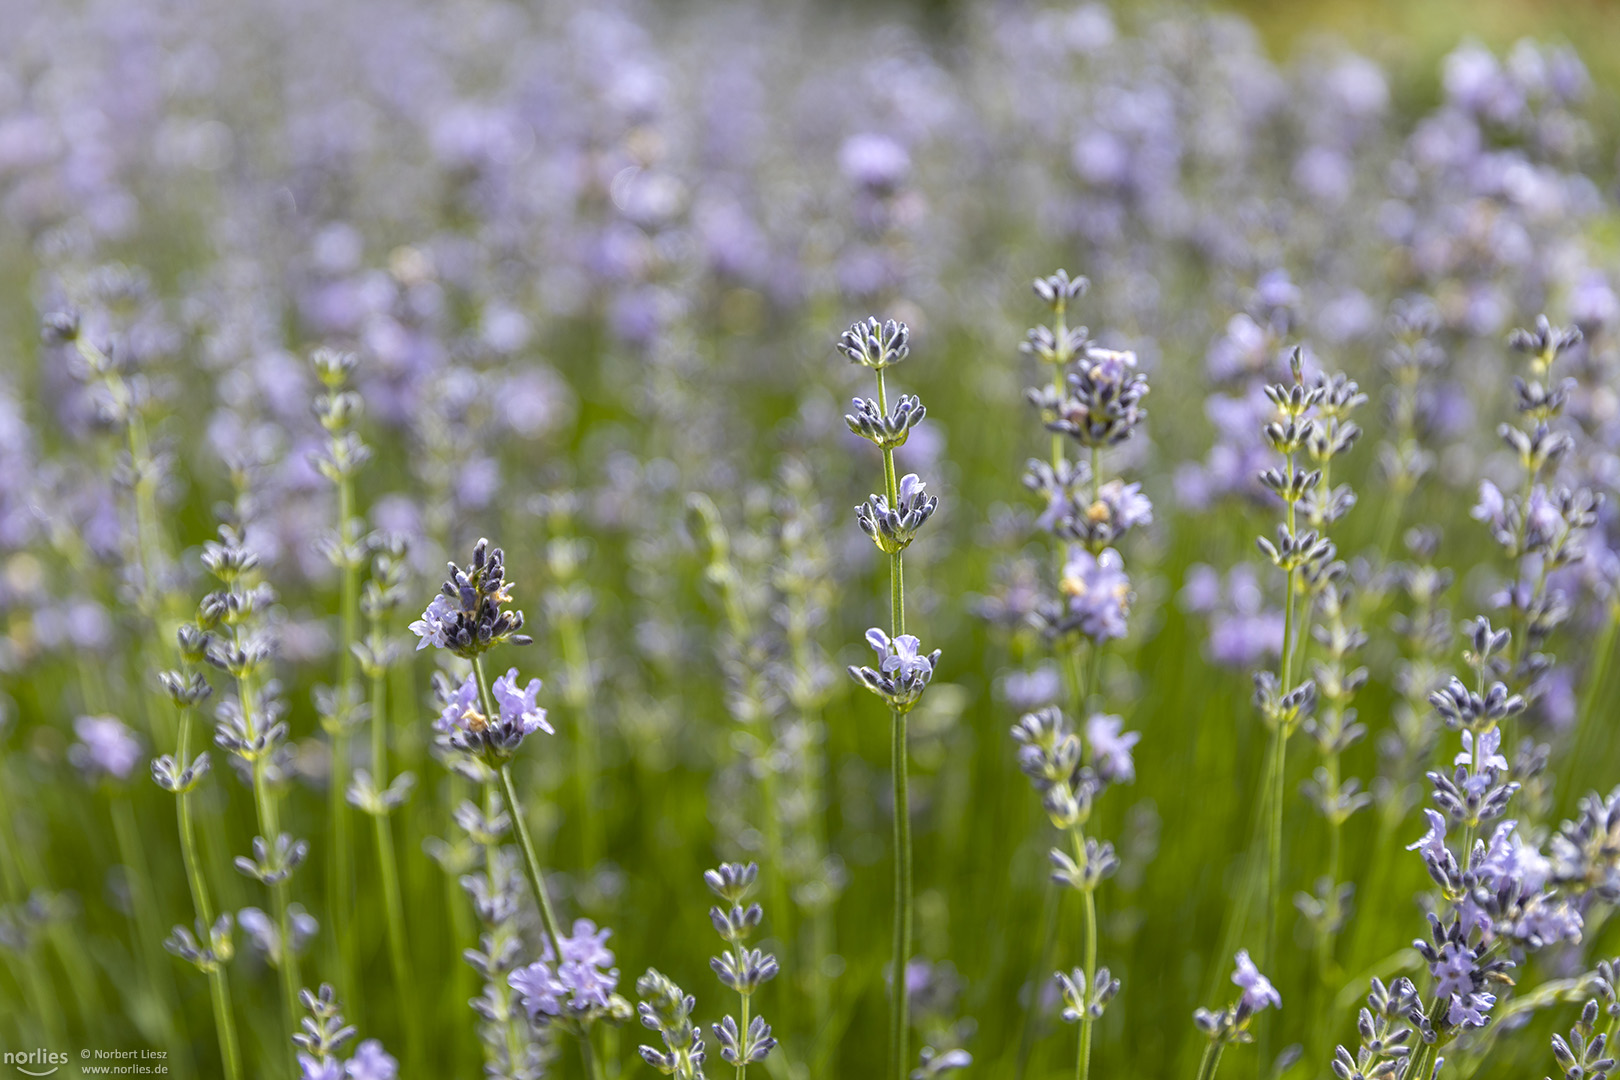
[155,642,243,1080]
[312,346,369,1012]
[203,525,303,1057]
[350,536,417,1070]
[690,493,793,955]
[539,500,604,871]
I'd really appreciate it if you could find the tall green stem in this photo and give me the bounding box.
[1194,1040,1226,1080]
[366,665,416,1070]
[477,661,566,954]
[328,475,359,1003]
[557,609,603,869]
[239,669,300,1052]
[1265,463,1300,976]
[876,367,912,1080]
[1564,607,1619,803]
[175,706,244,1080]
[1068,827,1096,1080]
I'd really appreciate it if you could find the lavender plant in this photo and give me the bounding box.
[3,7,1620,1080]
[840,316,941,1080]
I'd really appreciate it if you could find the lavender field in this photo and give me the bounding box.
[2,1,1619,1078]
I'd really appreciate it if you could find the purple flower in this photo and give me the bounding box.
[299,1055,343,1080]
[433,674,481,735]
[491,668,553,737]
[1231,950,1280,1013]
[345,1041,398,1080]
[867,629,933,682]
[69,715,142,780]
[1454,729,1508,772]
[1447,991,1496,1029]
[839,134,910,192]
[1059,547,1132,641]
[510,919,620,1018]
[1430,941,1475,999]
[1407,808,1449,863]
[409,594,456,651]
[1085,714,1139,785]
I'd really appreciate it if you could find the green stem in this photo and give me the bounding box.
[175,706,244,1080]
[365,665,419,1077]
[1069,827,1097,1080]
[241,670,300,1053]
[877,365,913,1080]
[558,609,603,870]
[1564,607,1619,804]
[1194,1039,1226,1080]
[580,1024,608,1080]
[489,758,565,953]
[329,476,359,1004]
[1265,478,1300,977]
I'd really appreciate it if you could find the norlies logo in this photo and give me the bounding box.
[3,1050,68,1077]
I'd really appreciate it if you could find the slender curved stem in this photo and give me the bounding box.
[876,366,912,1080]
[175,706,244,1080]
[240,670,300,1050]
[1068,827,1097,1080]
[1193,1040,1226,1080]
[328,475,359,1004]
[366,659,418,1078]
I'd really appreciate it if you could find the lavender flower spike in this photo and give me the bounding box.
[432,669,552,764]
[849,628,941,713]
[1231,950,1281,1013]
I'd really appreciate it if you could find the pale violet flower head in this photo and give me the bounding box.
[510,919,620,1019]
[1454,728,1509,773]
[1085,714,1140,785]
[70,715,143,780]
[849,628,942,714]
[299,1055,343,1080]
[433,673,480,735]
[1408,808,1450,864]
[409,593,456,651]
[1231,950,1280,1013]
[1058,547,1132,642]
[491,668,553,738]
[433,669,551,764]
[345,1040,398,1080]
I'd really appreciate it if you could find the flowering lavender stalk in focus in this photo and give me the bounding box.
[706,862,779,1076]
[840,316,941,1080]
[1017,270,1149,1080]
[1334,621,1598,1079]
[416,539,614,1075]
[310,345,371,1009]
[1192,950,1281,1080]
[1011,706,1130,1080]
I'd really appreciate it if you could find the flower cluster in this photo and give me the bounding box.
[705,862,778,1069]
[849,629,942,715]
[1193,951,1282,1046]
[433,667,552,764]
[509,919,624,1021]
[293,984,398,1080]
[636,969,706,1079]
[410,538,533,658]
